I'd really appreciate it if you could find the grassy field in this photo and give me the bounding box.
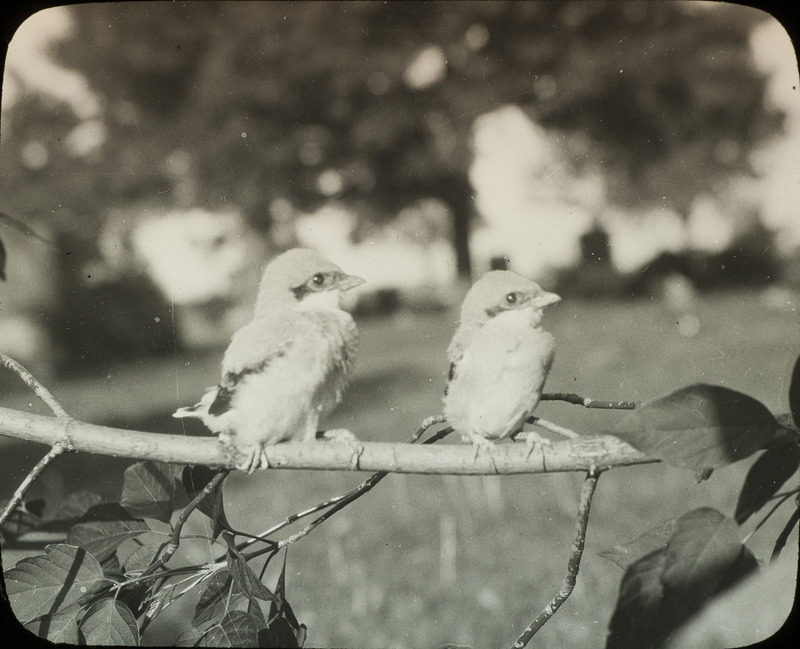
[1,288,798,647]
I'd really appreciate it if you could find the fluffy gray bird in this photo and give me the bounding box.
[174,248,364,472]
[444,270,560,451]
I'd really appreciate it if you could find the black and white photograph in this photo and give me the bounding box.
[0,2,798,647]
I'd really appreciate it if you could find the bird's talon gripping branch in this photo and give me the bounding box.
[515,431,552,459]
[321,428,364,470]
[234,445,268,474]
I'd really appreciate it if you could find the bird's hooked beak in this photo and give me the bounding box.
[530,291,561,310]
[337,273,366,292]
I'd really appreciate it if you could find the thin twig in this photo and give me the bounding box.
[242,416,451,559]
[0,352,70,419]
[137,470,230,580]
[527,416,581,440]
[511,467,602,649]
[0,442,69,529]
[541,392,638,410]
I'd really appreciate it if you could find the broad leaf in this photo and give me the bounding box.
[599,517,678,570]
[661,508,748,599]
[174,626,206,647]
[606,549,668,648]
[78,598,140,645]
[790,355,800,428]
[5,544,111,622]
[67,503,150,562]
[227,545,280,604]
[613,384,778,477]
[56,490,105,520]
[259,618,304,648]
[606,508,758,649]
[23,604,82,644]
[121,462,185,522]
[176,625,209,647]
[199,610,263,647]
[735,441,800,524]
[120,541,166,574]
[194,570,245,626]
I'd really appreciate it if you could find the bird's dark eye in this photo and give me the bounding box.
[505,292,517,305]
[312,273,325,286]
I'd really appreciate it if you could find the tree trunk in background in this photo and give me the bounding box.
[418,173,474,281]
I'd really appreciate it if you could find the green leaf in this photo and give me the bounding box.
[606,549,668,649]
[227,545,280,605]
[199,610,263,647]
[613,384,778,477]
[193,570,245,626]
[5,544,112,622]
[56,490,106,520]
[23,604,82,643]
[176,625,209,647]
[661,508,747,599]
[598,517,678,570]
[605,508,758,649]
[735,441,800,524]
[790,354,800,428]
[121,461,185,522]
[120,541,166,574]
[259,618,303,648]
[78,598,140,646]
[67,503,150,562]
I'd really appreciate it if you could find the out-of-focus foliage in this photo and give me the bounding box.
[0,1,782,279]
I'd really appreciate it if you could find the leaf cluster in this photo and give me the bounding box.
[599,357,800,648]
[4,462,304,647]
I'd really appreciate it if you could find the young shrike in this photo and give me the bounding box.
[444,270,560,453]
[174,248,364,473]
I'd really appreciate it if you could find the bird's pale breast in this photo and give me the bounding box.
[445,315,554,440]
[225,309,357,446]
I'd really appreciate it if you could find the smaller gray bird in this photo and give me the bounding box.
[444,270,560,451]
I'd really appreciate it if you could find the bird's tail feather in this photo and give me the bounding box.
[172,387,217,419]
[172,403,204,418]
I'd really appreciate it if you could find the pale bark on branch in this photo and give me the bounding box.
[0,405,654,475]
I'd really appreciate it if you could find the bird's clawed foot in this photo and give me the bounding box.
[222,437,269,474]
[463,433,499,471]
[514,431,552,459]
[320,428,364,470]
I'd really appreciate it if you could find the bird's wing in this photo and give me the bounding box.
[209,346,291,416]
[208,316,303,416]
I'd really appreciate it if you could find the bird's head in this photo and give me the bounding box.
[448,270,560,360]
[254,248,365,316]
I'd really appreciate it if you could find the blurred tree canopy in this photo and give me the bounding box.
[0,1,783,278]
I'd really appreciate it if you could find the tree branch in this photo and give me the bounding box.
[0,406,654,475]
[0,352,70,418]
[541,393,638,410]
[0,442,68,528]
[511,468,602,648]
